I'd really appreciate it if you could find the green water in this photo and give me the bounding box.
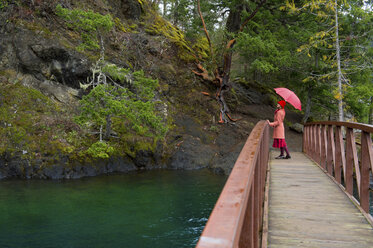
[0,169,227,248]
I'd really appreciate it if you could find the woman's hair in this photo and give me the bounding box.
[278,100,286,108]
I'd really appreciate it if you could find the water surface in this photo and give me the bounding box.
[0,169,227,248]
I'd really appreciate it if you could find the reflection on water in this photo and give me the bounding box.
[0,169,227,248]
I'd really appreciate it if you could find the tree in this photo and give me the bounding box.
[285,0,372,122]
[194,0,267,123]
[341,2,373,122]
[76,62,167,142]
[158,0,226,40]
[344,81,373,123]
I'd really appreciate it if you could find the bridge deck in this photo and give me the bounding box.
[268,152,373,248]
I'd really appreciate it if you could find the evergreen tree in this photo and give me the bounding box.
[284,0,372,122]
[76,63,167,142]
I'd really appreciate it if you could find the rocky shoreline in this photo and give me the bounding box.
[0,139,238,180]
[0,125,247,180]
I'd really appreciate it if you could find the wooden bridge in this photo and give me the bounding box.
[196,121,373,248]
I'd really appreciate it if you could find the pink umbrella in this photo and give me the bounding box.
[274,88,302,111]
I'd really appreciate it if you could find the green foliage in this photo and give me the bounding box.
[76,65,168,139]
[76,84,127,127]
[157,0,371,123]
[160,0,226,40]
[75,65,168,159]
[151,0,227,62]
[131,70,158,100]
[55,4,114,51]
[234,2,298,77]
[102,64,131,83]
[344,79,373,123]
[85,141,115,159]
[0,0,9,9]
[237,32,293,73]
[209,125,219,132]
[281,0,373,121]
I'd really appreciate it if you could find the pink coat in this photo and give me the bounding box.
[269,108,285,139]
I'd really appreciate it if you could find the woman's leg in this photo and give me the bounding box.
[275,147,284,159]
[284,146,291,158]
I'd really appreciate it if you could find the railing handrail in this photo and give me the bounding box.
[303,121,373,224]
[304,121,373,133]
[196,120,270,248]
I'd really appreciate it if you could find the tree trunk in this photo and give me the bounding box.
[303,52,319,123]
[172,0,179,26]
[105,114,112,139]
[369,96,373,125]
[226,4,244,33]
[335,0,344,121]
[99,125,103,142]
[163,0,167,17]
[194,0,266,123]
[302,86,312,123]
[215,5,245,123]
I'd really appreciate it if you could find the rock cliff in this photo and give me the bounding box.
[0,0,302,179]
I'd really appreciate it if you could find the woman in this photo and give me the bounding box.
[267,100,291,159]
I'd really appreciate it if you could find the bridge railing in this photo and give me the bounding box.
[303,121,373,222]
[196,120,270,248]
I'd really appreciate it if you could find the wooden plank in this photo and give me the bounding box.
[268,152,373,248]
[334,126,344,183]
[327,125,335,175]
[269,235,373,248]
[321,125,327,169]
[360,131,372,212]
[345,128,356,195]
[261,167,270,248]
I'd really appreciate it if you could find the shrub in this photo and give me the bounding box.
[55,4,114,51]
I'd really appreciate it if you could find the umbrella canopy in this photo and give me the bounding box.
[274,88,302,111]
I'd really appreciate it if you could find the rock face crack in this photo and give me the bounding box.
[9,30,91,89]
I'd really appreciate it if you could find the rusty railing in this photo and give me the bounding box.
[196,120,270,248]
[303,121,373,222]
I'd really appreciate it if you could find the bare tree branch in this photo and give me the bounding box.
[239,0,267,32]
[197,0,213,57]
